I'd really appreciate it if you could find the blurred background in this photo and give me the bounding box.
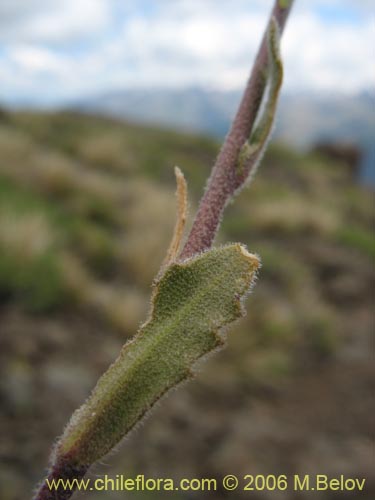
[0,1,374,499]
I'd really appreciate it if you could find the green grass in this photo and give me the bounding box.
[0,174,120,308]
[0,177,70,311]
[0,175,64,221]
[0,109,373,339]
[336,226,375,260]
[0,248,67,312]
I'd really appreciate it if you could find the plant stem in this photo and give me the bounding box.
[33,2,294,499]
[180,0,294,260]
[34,457,88,500]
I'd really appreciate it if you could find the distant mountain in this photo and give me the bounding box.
[76,87,237,137]
[75,87,375,182]
[276,91,374,149]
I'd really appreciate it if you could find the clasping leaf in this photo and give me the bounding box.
[56,244,259,467]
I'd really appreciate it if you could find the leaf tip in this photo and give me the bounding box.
[238,244,261,271]
[162,166,188,268]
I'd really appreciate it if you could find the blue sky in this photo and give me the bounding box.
[0,0,373,106]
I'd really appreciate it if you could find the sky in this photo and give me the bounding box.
[0,0,374,106]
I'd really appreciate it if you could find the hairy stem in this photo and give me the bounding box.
[33,2,295,499]
[33,459,88,500]
[180,0,294,260]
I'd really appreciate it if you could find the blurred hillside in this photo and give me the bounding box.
[0,109,374,500]
[76,88,375,183]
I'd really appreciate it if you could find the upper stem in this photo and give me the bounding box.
[180,0,294,260]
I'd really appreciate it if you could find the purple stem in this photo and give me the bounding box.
[180,0,294,260]
[33,2,294,499]
[33,455,88,500]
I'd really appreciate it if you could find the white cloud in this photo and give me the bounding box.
[10,46,63,72]
[283,11,374,92]
[0,0,111,44]
[0,0,373,104]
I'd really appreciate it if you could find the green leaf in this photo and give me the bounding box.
[56,244,259,466]
[237,17,283,174]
